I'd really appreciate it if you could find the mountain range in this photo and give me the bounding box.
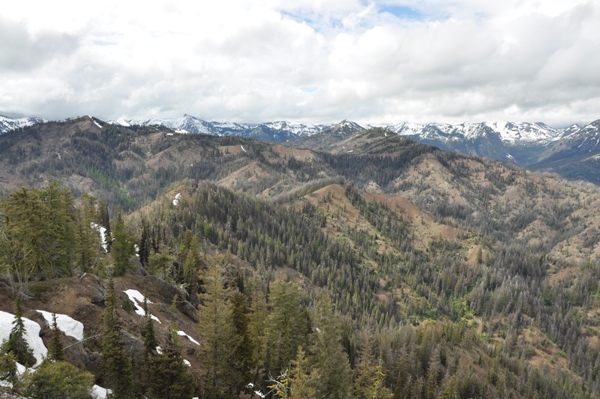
[1,113,599,185]
[2,115,600,398]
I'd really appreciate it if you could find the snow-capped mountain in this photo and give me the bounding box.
[109,114,328,141]
[0,115,46,134]
[542,119,600,162]
[385,121,562,145]
[110,114,217,134]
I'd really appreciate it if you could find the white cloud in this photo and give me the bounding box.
[0,0,599,126]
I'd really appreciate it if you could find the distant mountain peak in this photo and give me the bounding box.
[0,115,46,134]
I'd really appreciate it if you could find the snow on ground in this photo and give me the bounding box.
[0,362,27,388]
[91,223,108,252]
[183,359,191,367]
[123,289,161,323]
[173,192,182,206]
[92,384,112,399]
[177,330,199,346]
[0,310,47,367]
[241,145,247,153]
[37,310,84,341]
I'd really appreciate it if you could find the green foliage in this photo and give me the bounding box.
[266,278,309,373]
[111,211,135,276]
[0,182,75,293]
[197,256,236,398]
[1,295,36,367]
[101,278,135,399]
[145,324,196,399]
[0,349,17,387]
[309,292,352,399]
[75,193,103,272]
[19,360,94,399]
[229,291,255,394]
[47,313,64,362]
[289,347,318,399]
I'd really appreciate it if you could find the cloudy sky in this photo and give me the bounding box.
[1,0,599,126]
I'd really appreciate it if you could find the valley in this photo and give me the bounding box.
[1,117,600,398]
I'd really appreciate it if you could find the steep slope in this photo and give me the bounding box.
[531,120,600,184]
[127,175,600,397]
[0,116,340,209]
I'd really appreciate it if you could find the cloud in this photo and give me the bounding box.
[0,0,599,126]
[0,17,79,72]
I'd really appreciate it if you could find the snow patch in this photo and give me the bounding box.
[92,384,112,399]
[37,310,84,341]
[183,359,191,366]
[91,223,108,252]
[173,192,182,206]
[241,145,247,153]
[177,330,200,345]
[0,310,47,367]
[123,290,161,323]
[93,120,102,129]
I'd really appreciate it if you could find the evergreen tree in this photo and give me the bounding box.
[47,313,64,362]
[146,324,196,399]
[0,184,75,293]
[311,292,352,399]
[183,233,203,303]
[19,360,94,399]
[75,193,102,272]
[141,298,158,394]
[198,255,236,398]
[139,219,151,268]
[1,295,36,367]
[148,250,175,280]
[0,349,17,387]
[266,278,308,373]
[101,278,135,399]
[289,346,318,399]
[111,212,135,277]
[229,291,255,394]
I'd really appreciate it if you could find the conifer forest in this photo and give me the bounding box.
[1,120,600,399]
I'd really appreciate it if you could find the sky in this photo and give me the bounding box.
[1,0,599,127]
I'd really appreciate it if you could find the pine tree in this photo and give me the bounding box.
[1,295,36,367]
[20,360,94,399]
[266,278,308,373]
[146,324,196,399]
[0,350,17,387]
[198,255,236,398]
[139,219,151,268]
[354,333,393,399]
[111,212,135,277]
[0,185,74,293]
[101,278,135,399]
[183,234,204,303]
[141,298,158,395]
[229,291,255,394]
[47,313,64,362]
[289,346,318,399]
[310,292,352,399]
[75,193,102,272]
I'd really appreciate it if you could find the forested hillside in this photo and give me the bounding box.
[1,119,600,398]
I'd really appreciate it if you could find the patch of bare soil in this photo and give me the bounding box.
[270,145,315,161]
